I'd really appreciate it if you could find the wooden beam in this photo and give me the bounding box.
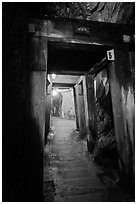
[73,87,79,130]
[48,70,86,76]
[84,74,97,152]
[75,82,86,138]
[53,83,75,88]
[108,44,135,184]
[30,16,134,36]
[29,18,134,46]
[88,57,107,76]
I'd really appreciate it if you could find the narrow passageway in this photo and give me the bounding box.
[43,118,133,202]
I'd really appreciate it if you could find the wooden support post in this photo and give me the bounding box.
[109,44,135,188]
[75,82,86,138]
[88,57,107,75]
[73,86,79,130]
[45,81,52,144]
[25,34,47,201]
[84,74,97,152]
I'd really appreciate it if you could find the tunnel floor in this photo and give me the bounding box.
[43,117,133,202]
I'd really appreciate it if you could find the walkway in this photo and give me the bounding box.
[43,117,133,202]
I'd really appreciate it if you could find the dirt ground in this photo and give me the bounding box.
[43,117,133,202]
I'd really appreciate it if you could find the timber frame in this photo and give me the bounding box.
[28,17,134,46]
[28,17,135,186]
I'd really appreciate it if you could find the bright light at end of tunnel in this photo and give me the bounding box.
[52,90,58,96]
[51,73,56,79]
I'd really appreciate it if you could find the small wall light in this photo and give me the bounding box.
[52,89,58,96]
[51,73,56,79]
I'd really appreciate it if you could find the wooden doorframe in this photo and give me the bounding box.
[28,17,135,193]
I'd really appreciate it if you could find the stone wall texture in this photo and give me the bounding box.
[93,69,119,168]
[36,2,134,24]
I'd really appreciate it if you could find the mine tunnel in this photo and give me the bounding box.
[2,2,135,202]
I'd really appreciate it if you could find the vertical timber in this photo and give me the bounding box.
[25,32,47,201]
[109,44,135,190]
[84,74,97,152]
[75,81,86,138]
[73,86,79,130]
[45,80,52,144]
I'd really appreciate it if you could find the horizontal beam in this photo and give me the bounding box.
[88,57,107,76]
[30,16,134,36]
[48,70,86,76]
[53,83,74,88]
[29,18,134,47]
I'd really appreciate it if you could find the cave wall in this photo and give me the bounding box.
[93,69,118,167]
[33,2,134,25]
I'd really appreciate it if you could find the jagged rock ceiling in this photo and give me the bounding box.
[29,2,135,24]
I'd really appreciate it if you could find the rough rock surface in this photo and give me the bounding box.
[40,2,134,24]
[93,69,119,168]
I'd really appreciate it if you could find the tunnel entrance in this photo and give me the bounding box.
[43,39,122,201]
[47,40,114,145]
[26,18,134,201]
[2,10,135,202]
[47,38,118,166]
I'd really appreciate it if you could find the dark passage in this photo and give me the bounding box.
[2,3,135,202]
[43,117,133,202]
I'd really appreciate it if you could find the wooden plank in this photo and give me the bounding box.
[88,57,107,75]
[108,44,135,183]
[73,87,79,130]
[53,83,75,88]
[45,82,52,144]
[85,74,97,144]
[29,17,134,42]
[48,70,86,76]
[28,35,47,71]
[25,34,48,200]
[75,83,86,138]
[29,18,134,46]
[26,71,46,200]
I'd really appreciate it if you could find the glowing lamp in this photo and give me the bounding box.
[51,73,56,79]
[52,90,58,96]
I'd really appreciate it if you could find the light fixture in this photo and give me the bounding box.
[52,89,58,96]
[51,73,56,79]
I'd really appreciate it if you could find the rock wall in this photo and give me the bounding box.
[93,69,119,168]
[36,2,134,25]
